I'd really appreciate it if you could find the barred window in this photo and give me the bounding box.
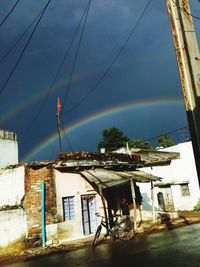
[62,196,75,221]
[180,184,190,196]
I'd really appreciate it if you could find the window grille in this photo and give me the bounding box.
[62,196,75,221]
[180,184,190,196]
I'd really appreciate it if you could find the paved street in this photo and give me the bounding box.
[4,223,200,267]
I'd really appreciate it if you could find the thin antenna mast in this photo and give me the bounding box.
[57,97,62,152]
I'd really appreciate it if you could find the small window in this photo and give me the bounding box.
[180,184,190,196]
[62,196,75,221]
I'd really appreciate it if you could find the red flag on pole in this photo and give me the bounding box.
[57,97,61,113]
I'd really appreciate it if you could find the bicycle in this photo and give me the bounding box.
[117,215,135,241]
[92,213,134,247]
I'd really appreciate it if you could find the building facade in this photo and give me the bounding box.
[140,141,200,212]
[0,129,18,168]
[0,150,181,251]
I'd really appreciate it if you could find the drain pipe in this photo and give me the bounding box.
[41,181,46,247]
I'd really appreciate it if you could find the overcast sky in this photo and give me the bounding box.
[0,0,199,162]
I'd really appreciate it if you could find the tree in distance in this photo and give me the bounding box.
[128,139,150,149]
[97,127,129,152]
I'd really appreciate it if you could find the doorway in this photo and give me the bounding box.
[81,194,97,235]
[157,186,174,212]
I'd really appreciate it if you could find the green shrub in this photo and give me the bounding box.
[193,199,200,211]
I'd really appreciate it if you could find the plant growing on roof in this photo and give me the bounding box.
[157,135,175,148]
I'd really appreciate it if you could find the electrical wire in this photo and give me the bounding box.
[22,0,91,148]
[0,0,52,97]
[61,0,92,116]
[58,0,92,152]
[0,9,43,64]
[172,0,200,20]
[65,0,152,114]
[61,124,74,152]
[145,126,189,142]
[0,0,21,28]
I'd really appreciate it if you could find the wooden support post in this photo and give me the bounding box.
[151,181,156,223]
[98,185,109,235]
[130,178,137,232]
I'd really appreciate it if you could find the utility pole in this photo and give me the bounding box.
[166,0,200,187]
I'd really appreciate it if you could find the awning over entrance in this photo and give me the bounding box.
[81,169,161,189]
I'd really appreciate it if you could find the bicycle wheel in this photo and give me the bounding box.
[110,226,119,240]
[117,220,134,241]
[92,225,102,247]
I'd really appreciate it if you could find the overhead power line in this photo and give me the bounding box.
[66,0,152,113]
[0,0,52,97]
[61,0,92,115]
[145,125,189,142]
[22,0,91,149]
[172,0,200,20]
[59,0,91,151]
[61,124,74,152]
[0,9,43,64]
[0,0,21,28]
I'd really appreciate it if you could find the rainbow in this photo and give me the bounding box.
[0,67,103,125]
[22,97,185,162]
[1,56,172,125]
[0,56,170,125]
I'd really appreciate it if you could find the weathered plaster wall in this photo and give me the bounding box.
[141,141,200,211]
[54,170,103,242]
[23,166,57,246]
[0,208,27,248]
[0,166,25,206]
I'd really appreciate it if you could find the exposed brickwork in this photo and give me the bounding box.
[23,166,57,247]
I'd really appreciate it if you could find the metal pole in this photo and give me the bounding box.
[41,181,46,247]
[56,112,62,152]
[166,0,200,186]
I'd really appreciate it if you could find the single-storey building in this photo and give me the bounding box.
[140,141,200,212]
[0,150,179,250]
[115,141,200,213]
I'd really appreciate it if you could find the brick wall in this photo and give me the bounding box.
[23,166,57,247]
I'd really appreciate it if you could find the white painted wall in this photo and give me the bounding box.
[0,166,25,206]
[140,141,200,211]
[0,134,18,168]
[54,170,103,242]
[0,209,27,248]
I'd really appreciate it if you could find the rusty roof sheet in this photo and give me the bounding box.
[13,149,179,170]
[58,151,141,162]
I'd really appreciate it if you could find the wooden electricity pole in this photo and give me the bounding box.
[166,0,200,187]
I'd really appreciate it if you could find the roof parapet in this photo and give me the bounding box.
[0,129,17,141]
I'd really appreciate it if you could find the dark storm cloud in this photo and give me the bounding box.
[0,0,195,161]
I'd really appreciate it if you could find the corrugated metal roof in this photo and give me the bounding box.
[81,169,161,189]
[112,170,161,182]
[81,169,128,189]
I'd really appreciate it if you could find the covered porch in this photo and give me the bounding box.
[81,168,162,232]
